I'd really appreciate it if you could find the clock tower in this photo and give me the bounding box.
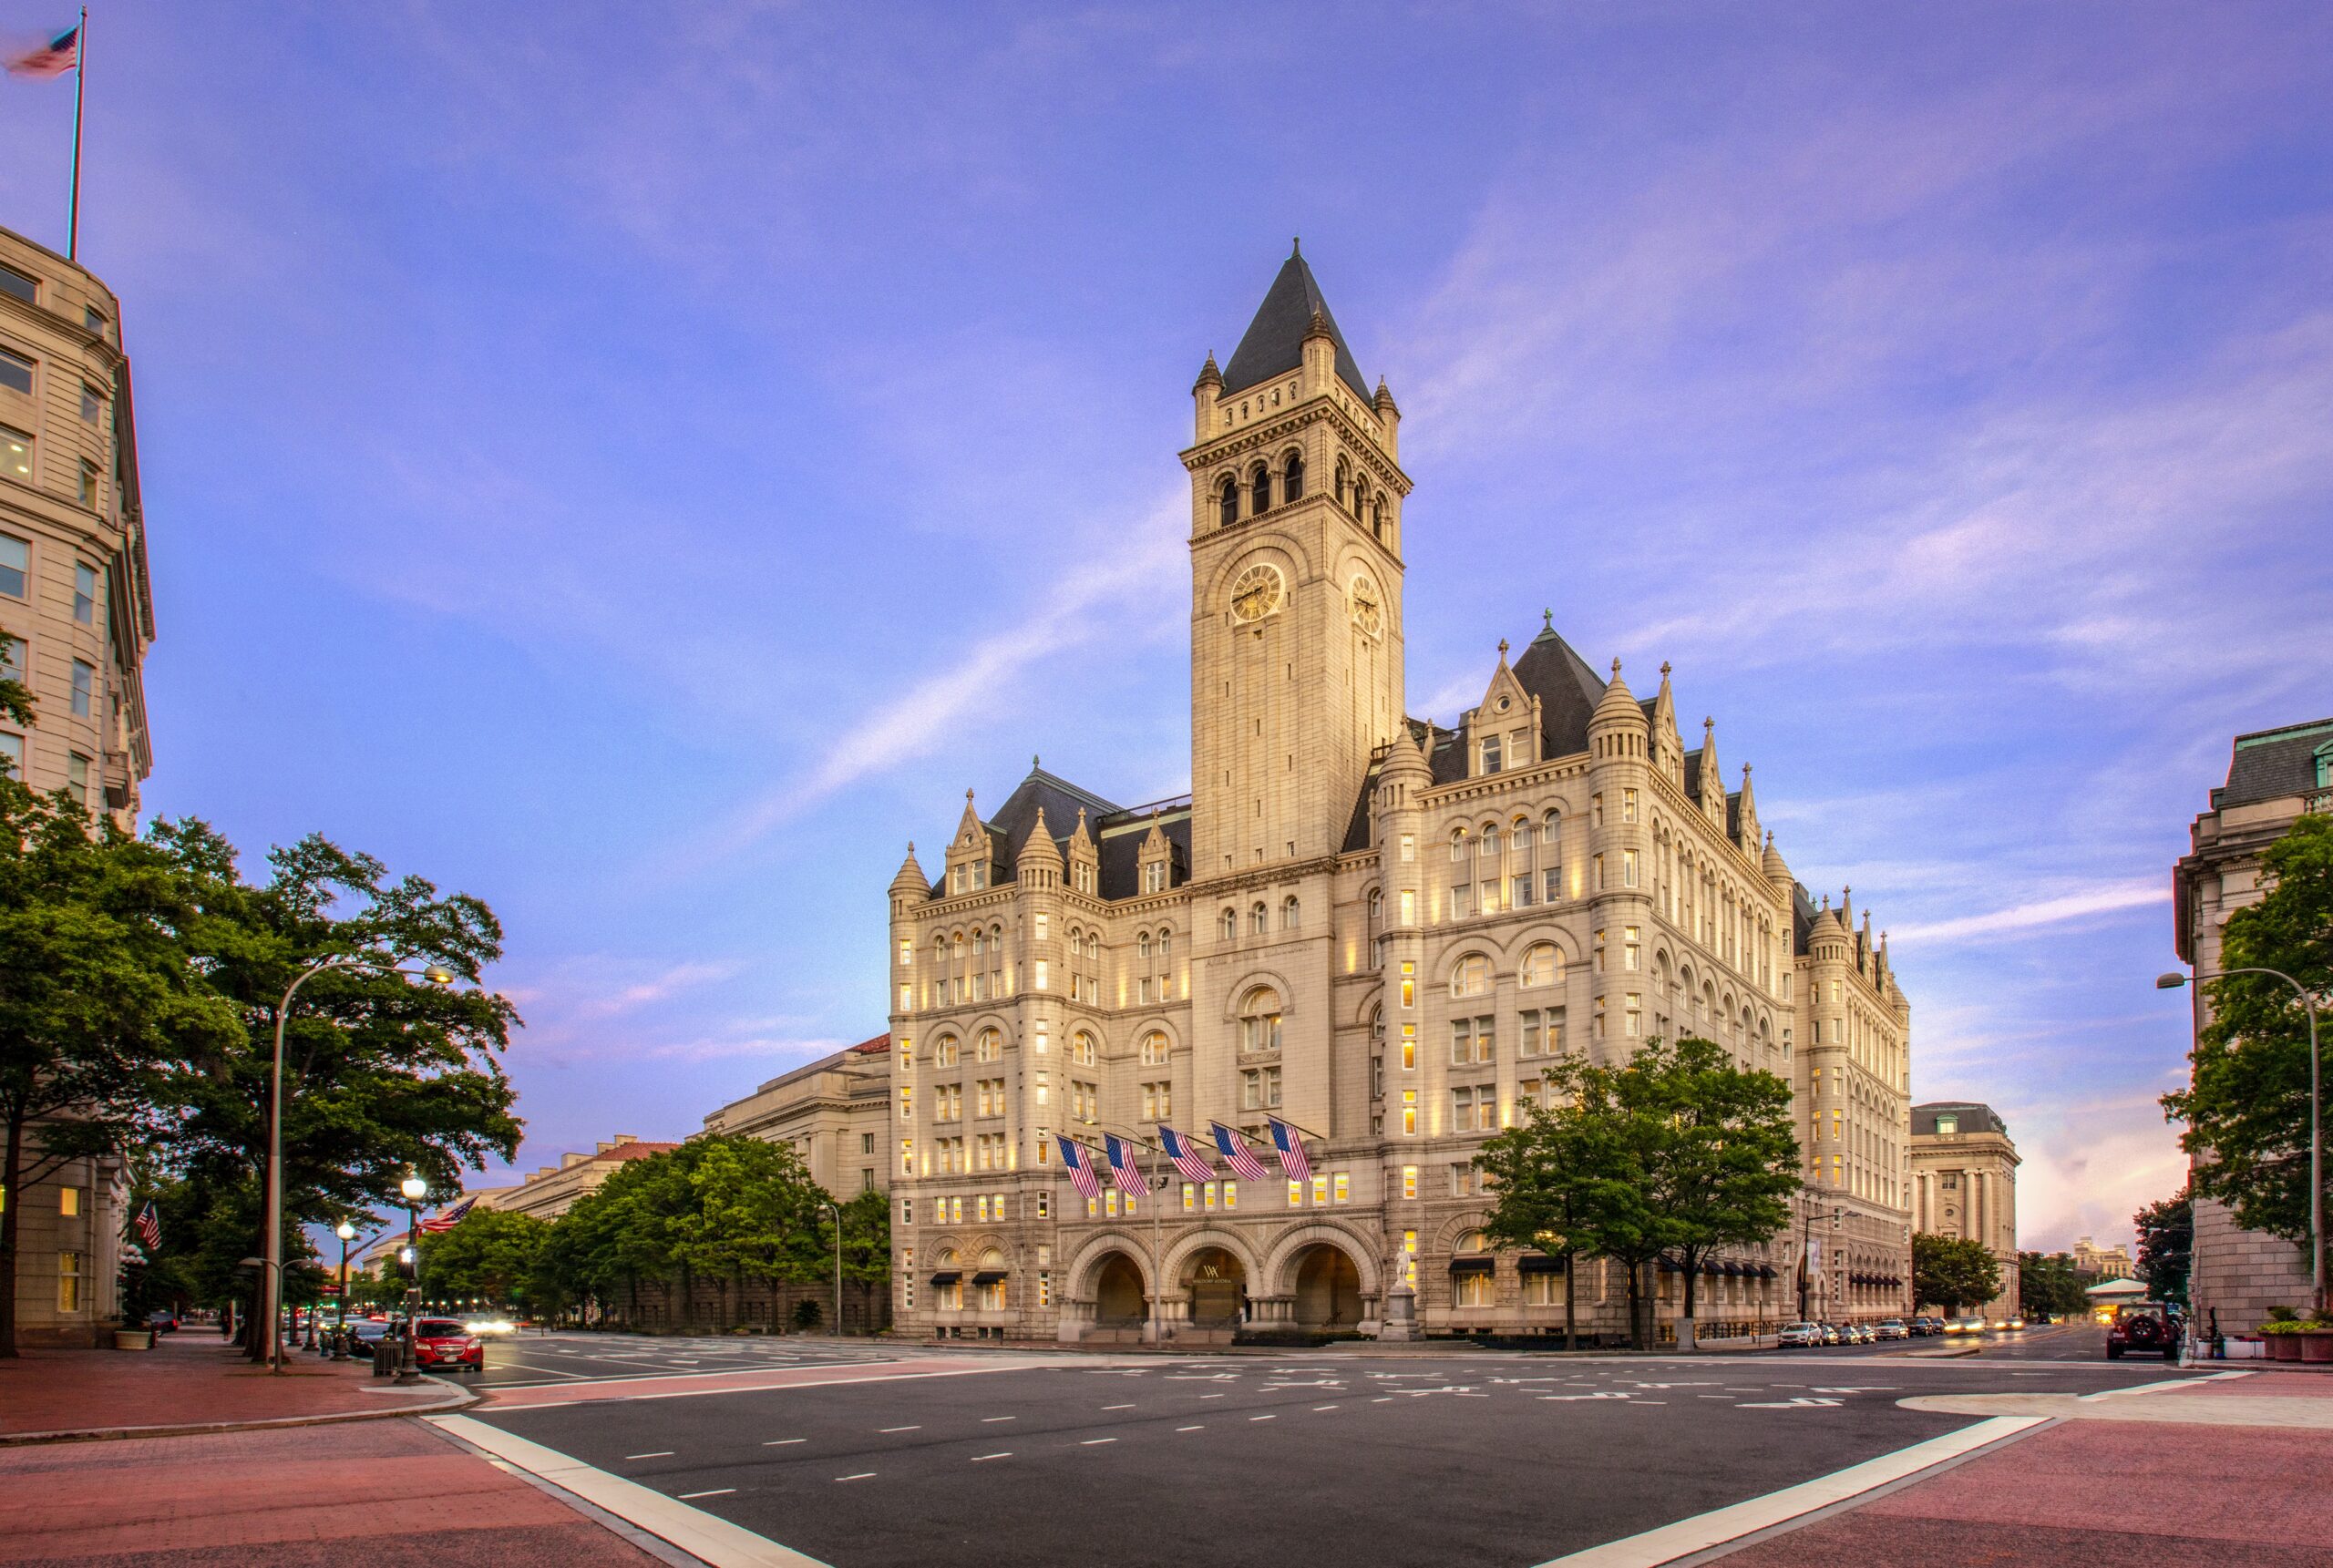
[1182,245,1412,880]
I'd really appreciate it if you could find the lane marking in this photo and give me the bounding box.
[879,1426,920,1433]
[626,1451,675,1460]
[1103,1403,1136,1410]
[1533,1415,2045,1567]
[971,1452,1011,1462]
[1249,1414,1276,1422]
[982,1416,1016,1423]
[679,1488,735,1500]
[764,1439,805,1447]
[1082,1437,1117,1445]
[836,1473,875,1482]
[428,1414,832,1567]
[1313,1404,1338,1410]
[1177,1425,1203,1431]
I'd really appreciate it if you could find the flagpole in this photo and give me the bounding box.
[1088,1122,1168,1348]
[66,5,86,261]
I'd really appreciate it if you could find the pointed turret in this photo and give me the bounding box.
[1735,763,1760,850]
[890,842,928,897]
[1650,661,1681,780]
[1221,241,1371,401]
[1192,350,1223,441]
[1588,659,1648,760]
[1017,807,1064,872]
[1194,351,1222,390]
[1760,828,1790,886]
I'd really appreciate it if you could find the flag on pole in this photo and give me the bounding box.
[419,1195,477,1234]
[1056,1132,1102,1200]
[1156,1124,1216,1184]
[132,1200,162,1249]
[5,23,78,77]
[1101,1133,1146,1198]
[1265,1117,1311,1183]
[1210,1122,1270,1183]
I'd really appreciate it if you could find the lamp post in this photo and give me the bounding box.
[397,1171,427,1383]
[817,1199,843,1335]
[332,1222,357,1359]
[1083,1122,1167,1347]
[1798,1198,1842,1323]
[2159,968,2323,1314]
[261,953,453,1372]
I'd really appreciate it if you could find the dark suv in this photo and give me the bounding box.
[2106,1302,2178,1360]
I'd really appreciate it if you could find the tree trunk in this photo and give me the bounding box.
[1562,1250,1577,1352]
[0,1106,25,1357]
[1680,1255,1699,1352]
[1625,1261,1645,1350]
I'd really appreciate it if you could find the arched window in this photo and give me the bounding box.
[935,1035,961,1067]
[1239,987,1283,1052]
[1140,1030,1169,1067]
[1352,477,1368,516]
[1480,823,1501,859]
[1451,827,1469,861]
[1371,498,1384,542]
[976,1027,1001,1062]
[1513,816,1533,851]
[1220,908,1238,941]
[1251,466,1272,515]
[1250,902,1269,935]
[1543,808,1562,843]
[1282,895,1300,930]
[1137,930,1152,962]
[1072,1030,1096,1066]
[1519,943,1561,989]
[1218,475,1238,528]
[1367,888,1382,935]
[1158,927,1173,959]
[1456,1229,1491,1254]
[1450,954,1492,998]
[1283,450,1304,502]
[1336,458,1351,507]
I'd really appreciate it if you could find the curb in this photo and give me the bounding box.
[0,1371,479,1447]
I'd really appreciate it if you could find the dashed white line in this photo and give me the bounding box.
[981,1416,1016,1423]
[1249,1414,1276,1422]
[879,1426,920,1433]
[676,1488,734,1500]
[1103,1403,1136,1409]
[1200,1394,1225,1399]
[971,1452,1012,1462]
[1082,1438,1117,1446]
[836,1472,877,1482]
[1313,1404,1338,1410]
[1177,1425,1204,1431]
[1372,1397,1393,1403]
[626,1451,674,1460]
[764,1439,805,1447]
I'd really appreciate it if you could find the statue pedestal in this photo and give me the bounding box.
[1379,1276,1417,1342]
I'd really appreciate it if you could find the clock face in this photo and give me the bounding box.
[1348,574,1382,635]
[1230,563,1284,623]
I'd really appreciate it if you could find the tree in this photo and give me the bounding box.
[1914,1233,2001,1315]
[2162,814,2332,1266]
[0,780,239,1356]
[1475,1094,1603,1350]
[2134,1189,2194,1307]
[419,1208,550,1307]
[1476,1036,1799,1350]
[2019,1251,2088,1320]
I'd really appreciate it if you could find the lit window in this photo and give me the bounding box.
[1401,1090,1418,1137]
[1401,1164,1418,1199]
[77,461,96,507]
[1519,943,1560,989]
[1401,1022,1416,1071]
[56,1250,81,1313]
[1333,1173,1350,1203]
[0,426,29,481]
[1623,788,1638,823]
[58,1185,79,1216]
[1624,927,1640,971]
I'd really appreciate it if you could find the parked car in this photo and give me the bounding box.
[1851,1323,1878,1345]
[347,1317,396,1347]
[1875,1319,1910,1340]
[1778,1322,1825,1348]
[144,1309,180,1334]
[2106,1302,2178,1360]
[1816,1322,1843,1345]
[1918,1316,1947,1335]
[410,1317,484,1373]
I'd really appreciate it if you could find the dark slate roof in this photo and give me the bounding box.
[1509,624,1610,762]
[1791,882,1818,956]
[1219,247,1372,402]
[2214,718,2333,809]
[1093,804,1191,901]
[1912,1102,2009,1138]
[1681,747,1702,804]
[1725,790,1742,840]
[990,766,1123,857]
[1343,761,1382,853]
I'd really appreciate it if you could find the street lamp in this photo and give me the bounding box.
[332,1222,358,1359]
[397,1170,428,1383]
[1798,1198,1842,1324]
[2159,968,2323,1314]
[260,952,454,1372]
[817,1200,842,1335]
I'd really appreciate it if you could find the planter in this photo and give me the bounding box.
[2266,1332,2303,1361]
[111,1328,153,1351]
[2300,1332,2333,1365]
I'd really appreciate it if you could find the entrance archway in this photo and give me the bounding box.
[1093,1253,1146,1326]
[1183,1246,1247,1327]
[1291,1244,1362,1327]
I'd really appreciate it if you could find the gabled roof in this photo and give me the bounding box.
[2214,717,2333,809]
[1220,245,1372,402]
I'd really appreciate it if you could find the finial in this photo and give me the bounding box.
[1660,661,1671,676]
[907,841,915,853]
[1821,894,1829,911]
[1742,763,1752,775]
[1704,715,1714,733]
[1765,829,1773,846]
[1542,609,1554,630]
[1292,235,1300,256]
[1611,657,1622,677]
[965,788,974,801]
[1497,638,1510,659]
[1033,753,1041,769]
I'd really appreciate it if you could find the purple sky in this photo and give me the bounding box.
[5,3,2327,1252]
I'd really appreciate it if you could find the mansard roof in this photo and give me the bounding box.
[2214,716,2333,809]
[1094,805,1191,903]
[1220,244,1372,402]
[1912,1102,2009,1138]
[935,762,1192,902]
[988,765,1122,857]
[1509,622,1613,761]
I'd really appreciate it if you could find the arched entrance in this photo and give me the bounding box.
[1183,1246,1247,1327]
[1093,1253,1146,1327]
[1291,1244,1362,1328]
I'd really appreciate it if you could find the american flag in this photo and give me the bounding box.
[132,1201,162,1250]
[418,1195,477,1234]
[1210,1122,1270,1183]
[1101,1134,1146,1198]
[5,25,78,77]
[1156,1124,1216,1184]
[1266,1117,1311,1183]
[1057,1133,1102,1200]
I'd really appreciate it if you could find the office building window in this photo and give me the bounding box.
[0,731,22,777]
[0,264,34,304]
[77,461,97,507]
[0,429,28,485]
[0,350,31,396]
[80,383,102,423]
[57,1251,81,1313]
[1401,1088,1417,1136]
[67,753,88,806]
[1241,1066,1281,1110]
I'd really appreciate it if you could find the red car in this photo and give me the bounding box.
[410,1317,485,1373]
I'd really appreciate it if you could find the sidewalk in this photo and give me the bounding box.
[1711,1371,2333,1566]
[0,1327,465,1441]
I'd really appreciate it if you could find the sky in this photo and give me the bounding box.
[3,2,2327,1253]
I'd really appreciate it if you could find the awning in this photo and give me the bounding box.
[928,1271,961,1286]
[1722,1262,1743,1276]
[1701,1259,1721,1276]
[1448,1255,1495,1275]
[1516,1254,1566,1275]
[971,1270,1007,1285]
[1757,1265,1777,1280]
[1657,1257,1682,1274]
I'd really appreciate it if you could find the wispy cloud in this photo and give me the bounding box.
[1889,880,2170,947]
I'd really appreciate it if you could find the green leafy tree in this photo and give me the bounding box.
[418,1208,550,1307]
[2162,814,2332,1266]
[1475,1036,1799,1350]
[1913,1233,2001,1314]
[0,781,239,1355]
[2133,1188,2194,1306]
[2019,1250,2089,1320]
[146,823,522,1354]
[1475,1094,1600,1349]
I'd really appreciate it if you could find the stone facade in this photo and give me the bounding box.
[700,1035,893,1198]
[1910,1102,2020,1317]
[2,225,157,1348]
[2071,1235,2134,1280]
[884,249,1914,1344]
[469,1134,681,1222]
[2173,716,2332,1331]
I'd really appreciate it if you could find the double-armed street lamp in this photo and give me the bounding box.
[2159,968,2323,1314]
[260,950,453,1372]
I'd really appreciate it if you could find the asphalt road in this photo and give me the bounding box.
[468,1339,2203,1568]
[470,1331,906,1389]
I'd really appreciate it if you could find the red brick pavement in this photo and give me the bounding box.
[0,1419,663,1566]
[1718,1375,2333,1566]
[0,1327,457,1438]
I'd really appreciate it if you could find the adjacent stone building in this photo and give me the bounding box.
[2,224,157,1347]
[701,1034,893,1197]
[1910,1102,2020,1317]
[2173,716,2331,1330]
[883,248,1915,1344]
[471,1134,682,1222]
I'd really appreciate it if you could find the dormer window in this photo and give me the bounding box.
[1936,1114,1958,1136]
[1481,733,1502,775]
